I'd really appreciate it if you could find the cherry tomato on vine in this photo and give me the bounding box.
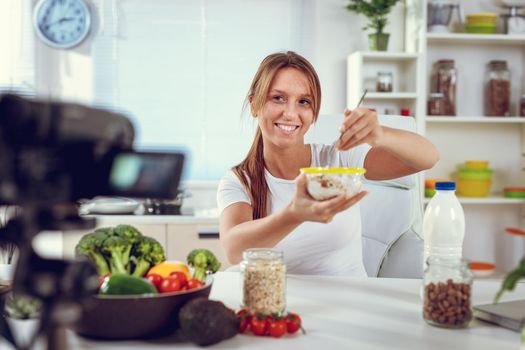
[250,316,268,336]
[237,309,252,333]
[286,313,302,334]
[268,318,287,338]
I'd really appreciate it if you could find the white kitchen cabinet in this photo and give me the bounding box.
[347,0,525,274]
[166,224,230,270]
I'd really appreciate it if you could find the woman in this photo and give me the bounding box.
[217,51,439,276]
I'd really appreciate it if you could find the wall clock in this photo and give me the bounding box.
[33,0,92,49]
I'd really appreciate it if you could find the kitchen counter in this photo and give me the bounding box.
[88,214,219,226]
[11,272,524,350]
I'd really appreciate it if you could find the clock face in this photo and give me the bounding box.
[33,0,91,49]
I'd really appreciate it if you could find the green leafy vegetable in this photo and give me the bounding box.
[494,257,525,303]
[74,224,165,277]
[75,231,110,275]
[187,249,221,282]
[131,236,166,277]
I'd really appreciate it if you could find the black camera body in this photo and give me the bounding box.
[0,94,184,205]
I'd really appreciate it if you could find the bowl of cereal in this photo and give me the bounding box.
[300,167,366,201]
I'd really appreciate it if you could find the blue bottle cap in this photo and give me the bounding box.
[435,181,456,190]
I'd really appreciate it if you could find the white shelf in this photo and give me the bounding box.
[424,196,525,205]
[366,92,418,99]
[426,33,525,45]
[426,116,525,123]
[358,52,419,61]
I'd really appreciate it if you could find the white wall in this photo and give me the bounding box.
[20,0,406,180]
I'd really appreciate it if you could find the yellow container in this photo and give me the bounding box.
[457,179,491,197]
[464,160,489,170]
[466,13,497,25]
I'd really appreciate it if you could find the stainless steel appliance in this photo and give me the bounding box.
[428,0,463,33]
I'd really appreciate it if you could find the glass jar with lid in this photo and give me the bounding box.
[430,59,457,116]
[240,248,286,315]
[427,92,445,116]
[485,60,511,117]
[376,71,393,92]
[423,256,473,328]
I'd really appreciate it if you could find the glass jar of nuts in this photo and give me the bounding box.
[240,249,286,315]
[423,256,473,328]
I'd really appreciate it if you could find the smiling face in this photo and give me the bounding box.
[253,67,315,151]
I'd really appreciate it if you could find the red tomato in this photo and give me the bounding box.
[98,274,110,290]
[186,278,204,290]
[286,313,302,334]
[236,309,252,333]
[169,271,188,287]
[268,318,287,338]
[159,276,182,293]
[145,273,163,291]
[250,316,268,336]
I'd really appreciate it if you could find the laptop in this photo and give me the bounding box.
[473,300,525,332]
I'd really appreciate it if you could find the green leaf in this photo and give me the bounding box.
[494,258,525,303]
[345,0,401,34]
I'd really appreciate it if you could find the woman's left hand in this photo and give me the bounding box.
[336,108,384,151]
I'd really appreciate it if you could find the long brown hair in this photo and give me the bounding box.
[233,51,321,220]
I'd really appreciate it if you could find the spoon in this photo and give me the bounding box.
[334,89,368,148]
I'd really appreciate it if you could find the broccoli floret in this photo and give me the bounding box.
[131,236,166,277]
[114,225,143,241]
[187,249,221,282]
[75,232,110,275]
[114,225,143,272]
[101,235,133,275]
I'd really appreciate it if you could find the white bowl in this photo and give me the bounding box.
[81,197,140,214]
[300,167,366,201]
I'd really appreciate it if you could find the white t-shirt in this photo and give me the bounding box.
[217,143,371,277]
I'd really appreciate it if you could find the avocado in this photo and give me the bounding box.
[178,298,239,346]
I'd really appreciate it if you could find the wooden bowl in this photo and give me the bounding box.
[72,276,212,340]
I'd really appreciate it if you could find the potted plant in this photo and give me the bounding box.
[346,0,401,51]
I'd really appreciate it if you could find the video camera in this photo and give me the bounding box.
[0,94,185,350]
[0,93,185,205]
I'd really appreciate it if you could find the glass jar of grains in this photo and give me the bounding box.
[485,60,511,117]
[423,256,473,329]
[240,249,286,315]
[376,71,393,92]
[427,92,445,116]
[430,59,457,116]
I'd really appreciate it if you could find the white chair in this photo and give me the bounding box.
[305,114,424,278]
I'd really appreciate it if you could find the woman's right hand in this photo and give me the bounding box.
[287,174,367,224]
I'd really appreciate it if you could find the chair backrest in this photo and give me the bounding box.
[305,114,424,278]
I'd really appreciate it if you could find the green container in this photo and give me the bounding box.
[458,168,493,180]
[465,23,496,34]
[425,188,436,198]
[504,191,525,199]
